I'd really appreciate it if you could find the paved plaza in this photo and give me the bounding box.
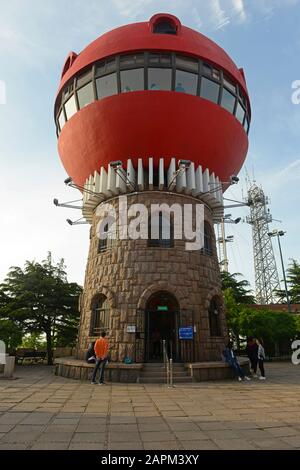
[1,362,300,450]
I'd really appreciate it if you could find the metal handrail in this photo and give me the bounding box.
[162,339,174,388]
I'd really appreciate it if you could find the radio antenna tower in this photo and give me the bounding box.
[246,183,280,304]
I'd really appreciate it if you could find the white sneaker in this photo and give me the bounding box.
[259,376,266,380]
[244,376,251,381]
[253,374,258,378]
[91,381,96,385]
[238,377,242,382]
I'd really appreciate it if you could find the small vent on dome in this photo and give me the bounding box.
[153,19,177,34]
[61,52,78,78]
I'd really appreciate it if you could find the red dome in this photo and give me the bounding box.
[55,14,250,188]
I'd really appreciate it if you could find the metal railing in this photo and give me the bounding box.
[162,339,174,388]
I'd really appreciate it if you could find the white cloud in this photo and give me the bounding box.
[210,0,230,29]
[112,0,154,18]
[231,0,247,22]
[263,159,300,192]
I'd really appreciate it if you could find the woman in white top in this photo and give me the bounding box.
[256,338,266,380]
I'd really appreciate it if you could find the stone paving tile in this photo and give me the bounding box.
[109,424,139,433]
[281,435,300,448]
[181,440,219,450]
[108,442,144,450]
[0,424,16,433]
[71,432,106,443]
[140,431,175,442]
[44,424,78,433]
[109,432,141,443]
[31,443,69,450]
[0,443,29,450]
[252,438,295,449]
[2,363,300,450]
[37,432,74,443]
[76,424,106,433]
[267,427,300,437]
[143,441,182,450]
[138,423,169,432]
[0,413,30,424]
[213,438,258,450]
[69,443,105,450]
[10,425,45,434]
[1,432,42,443]
[174,430,210,441]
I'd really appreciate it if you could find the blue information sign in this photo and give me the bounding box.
[179,326,194,340]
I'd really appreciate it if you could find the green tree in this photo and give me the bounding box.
[277,259,300,304]
[0,319,23,351]
[21,333,47,350]
[238,308,297,355]
[0,253,82,365]
[221,272,255,304]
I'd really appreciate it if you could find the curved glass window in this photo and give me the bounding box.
[77,82,94,109]
[77,70,93,88]
[64,95,77,120]
[176,55,198,73]
[235,101,245,125]
[175,70,197,95]
[223,75,236,93]
[221,88,236,113]
[200,77,220,103]
[149,53,171,66]
[56,51,250,135]
[120,54,144,68]
[58,110,66,131]
[148,68,172,91]
[96,73,118,99]
[121,69,144,92]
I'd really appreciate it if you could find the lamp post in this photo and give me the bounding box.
[268,230,291,312]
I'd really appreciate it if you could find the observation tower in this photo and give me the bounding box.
[54,14,251,381]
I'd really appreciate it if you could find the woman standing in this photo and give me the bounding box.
[257,338,266,380]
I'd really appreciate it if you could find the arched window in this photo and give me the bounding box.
[153,19,177,35]
[98,222,109,252]
[208,296,222,337]
[203,221,213,255]
[98,217,116,253]
[90,295,110,336]
[148,212,174,248]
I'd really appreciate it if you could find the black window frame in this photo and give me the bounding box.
[56,51,251,135]
[208,296,222,337]
[90,294,110,336]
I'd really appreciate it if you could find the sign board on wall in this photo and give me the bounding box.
[126,325,136,333]
[179,327,194,340]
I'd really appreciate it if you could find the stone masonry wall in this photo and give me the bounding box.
[76,192,228,363]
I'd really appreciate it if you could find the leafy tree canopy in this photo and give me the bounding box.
[0,252,82,364]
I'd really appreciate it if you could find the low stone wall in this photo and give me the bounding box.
[185,358,250,381]
[54,357,143,383]
[54,357,250,383]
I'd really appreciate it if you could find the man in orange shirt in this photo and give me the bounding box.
[91,331,109,385]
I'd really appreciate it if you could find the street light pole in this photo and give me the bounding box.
[276,232,291,313]
[268,230,291,313]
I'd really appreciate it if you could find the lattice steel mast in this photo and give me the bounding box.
[246,183,280,304]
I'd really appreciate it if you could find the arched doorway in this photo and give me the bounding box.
[145,291,179,362]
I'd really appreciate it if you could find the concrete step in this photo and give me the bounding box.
[139,362,193,383]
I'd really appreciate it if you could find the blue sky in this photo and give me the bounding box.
[0,0,299,294]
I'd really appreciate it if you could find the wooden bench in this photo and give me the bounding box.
[16,351,47,364]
